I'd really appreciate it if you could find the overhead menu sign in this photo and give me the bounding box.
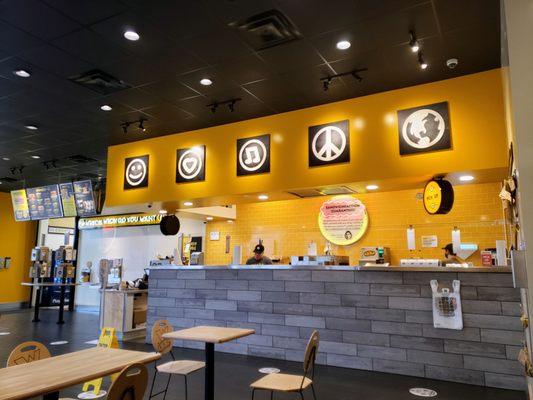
[318,195,368,246]
[59,183,77,217]
[10,189,30,221]
[78,213,163,230]
[73,180,97,217]
[26,184,63,220]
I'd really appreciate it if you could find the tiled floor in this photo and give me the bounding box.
[0,309,525,400]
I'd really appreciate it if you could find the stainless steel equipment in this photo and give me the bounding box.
[190,252,205,265]
[359,247,391,266]
[290,255,350,266]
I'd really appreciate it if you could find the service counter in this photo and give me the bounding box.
[147,264,525,390]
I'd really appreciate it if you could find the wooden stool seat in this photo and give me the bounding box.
[251,373,312,392]
[156,360,205,375]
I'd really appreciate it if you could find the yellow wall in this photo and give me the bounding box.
[205,182,504,266]
[106,69,508,208]
[0,192,37,304]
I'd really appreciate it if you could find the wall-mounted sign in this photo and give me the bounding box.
[423,179,454,215]
[48,226,75,235]
[318,195,368,246]
[308,120,350,167]
[176,145,205,183]
[59,183,77,217]
[26,184,64,220]
[398,102,451,155]
[237,134,270,176]
[421,235,438,248]
[78,213,162,230]
[124,155,149,189]
[10,189,30,221]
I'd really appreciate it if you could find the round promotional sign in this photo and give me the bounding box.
[318,196,368,246]
[423,179,454,215]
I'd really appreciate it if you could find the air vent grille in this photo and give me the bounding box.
[67,155,98,164]
[69,69,131,95]
[287,188,324,198]
[229,9,302,50]
[319,186,357,195]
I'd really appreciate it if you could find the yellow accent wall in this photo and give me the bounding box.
[0,192,37,304]
[106,69,508,207]
[205,183,504,266]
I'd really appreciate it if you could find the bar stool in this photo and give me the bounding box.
[250,331,319,400]
[148,319,205,400]
[107,363,149,400]
[7,341,51,366]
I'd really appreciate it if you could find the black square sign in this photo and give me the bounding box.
[237,134,270,176]
[308,120,350,167]
[176,145,206,183]
[124,154,149,189]
[397,101,451,155]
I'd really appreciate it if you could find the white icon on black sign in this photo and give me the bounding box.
[176,146,205,183]
[398,102,451,155]
[237,134,270,176]
[308,120,350,167]
[124,155,149,189]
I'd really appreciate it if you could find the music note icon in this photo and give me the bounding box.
[244,146,260,165]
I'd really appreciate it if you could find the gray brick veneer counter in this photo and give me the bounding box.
[147,265,524,391]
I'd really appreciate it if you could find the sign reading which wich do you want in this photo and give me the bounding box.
[122,102,453,190]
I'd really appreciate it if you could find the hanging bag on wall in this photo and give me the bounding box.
[430,279,463,330]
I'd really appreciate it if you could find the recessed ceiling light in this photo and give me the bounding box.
[124,30,140,41]
[2,157,10,161]
[459,175,474,182]
[25,125,38,130]
[14,69,30,78]
[183,201,193,207]
[258,194,269,200]
[31,155,40,159]
[200,78,213,86]
[227,220,234,224]
[366,184,379,190]
[336,40,351,50]
[100,105,112,111]
[206,216,214,221]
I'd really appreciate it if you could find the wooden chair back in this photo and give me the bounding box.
[151,319,174,355]
[303,330,320,376]
[7,341,51,367]
[107,363,148,400]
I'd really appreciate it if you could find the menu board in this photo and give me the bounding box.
[73,180,97,217]
[26,184,64,220]
[10,189,30,221]
[59,182,77,217]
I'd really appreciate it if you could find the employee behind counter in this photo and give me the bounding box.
[246,244,272,265]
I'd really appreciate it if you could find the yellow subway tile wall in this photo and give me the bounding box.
[205,182,505,266]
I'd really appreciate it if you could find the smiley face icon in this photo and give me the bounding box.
[124,155,149,189]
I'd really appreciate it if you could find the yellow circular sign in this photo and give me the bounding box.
[423,180,454,215]
[318,196,369,246]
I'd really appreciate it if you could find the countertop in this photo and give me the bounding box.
[147,264,512,273]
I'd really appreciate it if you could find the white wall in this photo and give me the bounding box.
[37,218,76,248]
[75,215,206,306]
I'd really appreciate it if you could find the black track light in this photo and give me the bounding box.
[418,52,428,70]
[139,119,146,132]
[211,103,218,114]
[228,100,236,112]
[409,30,419,53]
[207,98,240,114]
[323,78,330,91]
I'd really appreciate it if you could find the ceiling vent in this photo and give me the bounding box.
[69,69,130,95]
[319,186,357,196]
[287,188,325,198]
[0,176,18,183]
[229,9,302,50]
[67,155,98,164]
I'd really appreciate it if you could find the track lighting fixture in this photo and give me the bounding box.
[42,159,59,170]
[121,117,148,134]
[418,53,428,70]
[320,68,367,91]
[206,98,241,114]
[409,30,419,53]
[10,166,25,175]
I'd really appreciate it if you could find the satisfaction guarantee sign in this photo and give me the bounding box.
[318,196,368,246]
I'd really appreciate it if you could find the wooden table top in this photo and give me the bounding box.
[163,326,255,344]
[0,347,160,400]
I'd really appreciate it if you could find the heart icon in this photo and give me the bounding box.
[182,157,198,173]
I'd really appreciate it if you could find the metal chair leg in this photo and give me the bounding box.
[251,388,256,400]
[311,384,317,400]
[270,391,273,400]
[148,367,158,398]
[162,373,172,400]
[298,390,304,400]
[184,375,188,400]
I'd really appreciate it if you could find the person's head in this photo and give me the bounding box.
[443,243,456,258]
[253,244,265,260]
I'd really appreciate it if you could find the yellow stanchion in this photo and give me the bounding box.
[81,327,119,395]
